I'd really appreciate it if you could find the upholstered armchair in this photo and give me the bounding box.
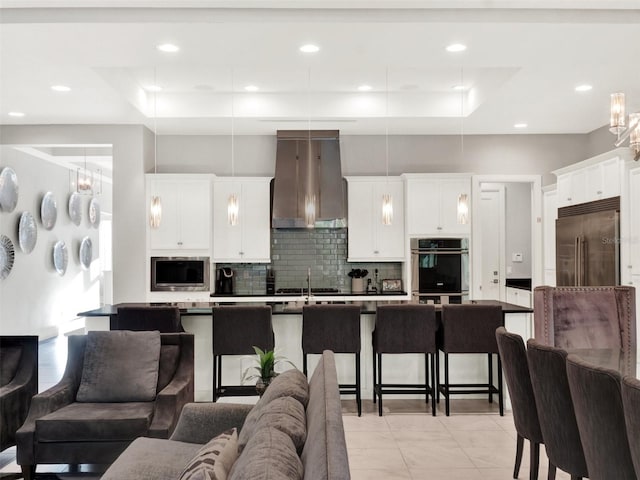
[16,331,194,480]
[0,336,38,452]
[534,285,636,354]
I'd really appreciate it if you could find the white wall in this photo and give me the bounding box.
[505,183,532,278]
[0,147,105,338]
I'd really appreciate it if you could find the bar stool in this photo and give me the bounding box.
[113,306,183,332]
[212,305,274,401]
[438,304,504,416]
[372,304,438,416]
[302,304,361,416]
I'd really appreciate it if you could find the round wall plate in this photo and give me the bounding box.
[0,235,15,280]
[89,197,100,228]
[18,211,37,254]
[80,236,92,269]
[53,241,68,276]
[41,192,58,230]
[0,167,19,213]
[68,192,82,226]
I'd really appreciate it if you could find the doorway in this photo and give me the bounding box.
[479,184,506,301]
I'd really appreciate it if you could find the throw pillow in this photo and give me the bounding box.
[238,368,309,446]
[238,396,306,454]
[179,428,238,480]
[76,330,161,402]
[229,427,303,480]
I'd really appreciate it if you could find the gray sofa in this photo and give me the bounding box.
[102,350,351,480]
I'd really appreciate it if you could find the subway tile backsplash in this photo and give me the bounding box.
[216,228,402,295]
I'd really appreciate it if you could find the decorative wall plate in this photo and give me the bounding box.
[0,235,15,280]
[89,197,100,227]
[80,236,92,269]
[18,211,37,254]
[40,192,58,230]
[68,192,82,226]
[53,241,68,276]
[0,167,19,212]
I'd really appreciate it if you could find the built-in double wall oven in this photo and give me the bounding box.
[411,238,469,304]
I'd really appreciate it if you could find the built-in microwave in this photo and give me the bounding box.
[151,257,210,292]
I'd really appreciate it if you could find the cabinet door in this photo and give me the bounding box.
[179,179,211,250]
[374,180,405,260]
[556,174,572,208]
[347,181,376,260]
[439,179,471,235]
[406,180,441,235]
[212,181,243,260]
[149,179,181,250]
[601,158,622,199]
[629,168,640,276]
[239,180,271,262]
[586,164,604,201]
[569,169,587,205]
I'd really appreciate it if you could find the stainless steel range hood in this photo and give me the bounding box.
[272,130,347,228]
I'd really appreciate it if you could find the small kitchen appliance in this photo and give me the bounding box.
[216,267,234,294]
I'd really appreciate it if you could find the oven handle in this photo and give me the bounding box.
[411,249,468,255]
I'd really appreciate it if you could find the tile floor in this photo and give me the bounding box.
[1,335,574,480]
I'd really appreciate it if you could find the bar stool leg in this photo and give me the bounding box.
[303,353,308,376]
[444,352,450,416]
[424,353,429,404]
[217,356,222,399]
[355,353,362,417]
[530,442,540,480]
[372,346,377,404]
[377,353,383,417]
[430,353,436,416]
[488,353,494,404]
[435,351,440,403]
[497,354,504,416]
[212,355,217,402]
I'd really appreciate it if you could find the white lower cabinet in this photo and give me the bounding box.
[346,177,405,262]
[212,177,271,263]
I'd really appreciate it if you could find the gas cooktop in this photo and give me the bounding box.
[275,288,340,295]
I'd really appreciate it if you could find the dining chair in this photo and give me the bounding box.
[566,354,636,480]
[621,375,640,478]
[526,339,588,480]
[495,327,544,480]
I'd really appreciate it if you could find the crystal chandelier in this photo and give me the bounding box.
[610,93,640,161]
[75,148,102,195]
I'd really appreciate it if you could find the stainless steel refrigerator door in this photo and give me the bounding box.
[582,210,619,286]
[556,215,582,286]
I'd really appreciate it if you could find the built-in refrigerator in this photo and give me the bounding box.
[555,197,620,287]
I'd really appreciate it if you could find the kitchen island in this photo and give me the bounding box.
[79,298,532,402]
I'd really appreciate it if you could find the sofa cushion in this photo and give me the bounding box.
[0,346,22,386]
[238,397,306,454]
[239,368,309,446]
[35,402,154,442]
[229,427,303,480]
[76,330,161,402]
[179,428,238,480]
[101,437,201,480]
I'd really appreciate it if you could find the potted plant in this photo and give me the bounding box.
[242,346,294,396]
[348,268,368,293]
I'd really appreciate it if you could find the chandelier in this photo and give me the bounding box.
[610,93,640,161]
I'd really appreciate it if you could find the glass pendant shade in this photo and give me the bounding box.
[630,113,640,153]
[304,194,316,228]
[228,193,239,226]
[610,92,626,134]
[382,193,393,225]
[149,195,162,229]
[76,167,101,195]
[457,193,469,224]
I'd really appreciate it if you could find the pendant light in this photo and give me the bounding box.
[381,68,393,226]
[75,148,101,196]
[457,67,469,225]
[304,67,316,228]
[228,69,239,226]
[149,68,162,229]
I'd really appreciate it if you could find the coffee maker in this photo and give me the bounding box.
[216,267,234,294]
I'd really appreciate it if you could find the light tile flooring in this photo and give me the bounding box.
[1,336,574,480]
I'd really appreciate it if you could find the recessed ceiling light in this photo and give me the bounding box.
[8,111,25,117]
[157,43,180,53]
[357,85,372,92]
[245,85,259,92]
[452,84,467,91]
[514,123,528,129]
[145,85,163,92]
[446,43,467,53]
[51,85,71,92]
[299,44,320,53]
[575,84,593,92]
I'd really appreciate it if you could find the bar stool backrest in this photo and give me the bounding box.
[302,305,361,354]
[526,338,588,478]
[115,306,183,333]
[621,375,640,479]
[212,305,274,355]
[566,354,636,480]
[374,304,437,353]
[440,304,502,354]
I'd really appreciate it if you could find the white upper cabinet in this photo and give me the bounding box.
[346,177,405,262]
[147,174,211,251]
[404,174,471,236]
[212,177,271,263]
[555,152,624,208]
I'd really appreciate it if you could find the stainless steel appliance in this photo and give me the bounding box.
[411,238,469,304]
[216,267,234,294]
[556,197,620,286]
[151,257,210,292]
